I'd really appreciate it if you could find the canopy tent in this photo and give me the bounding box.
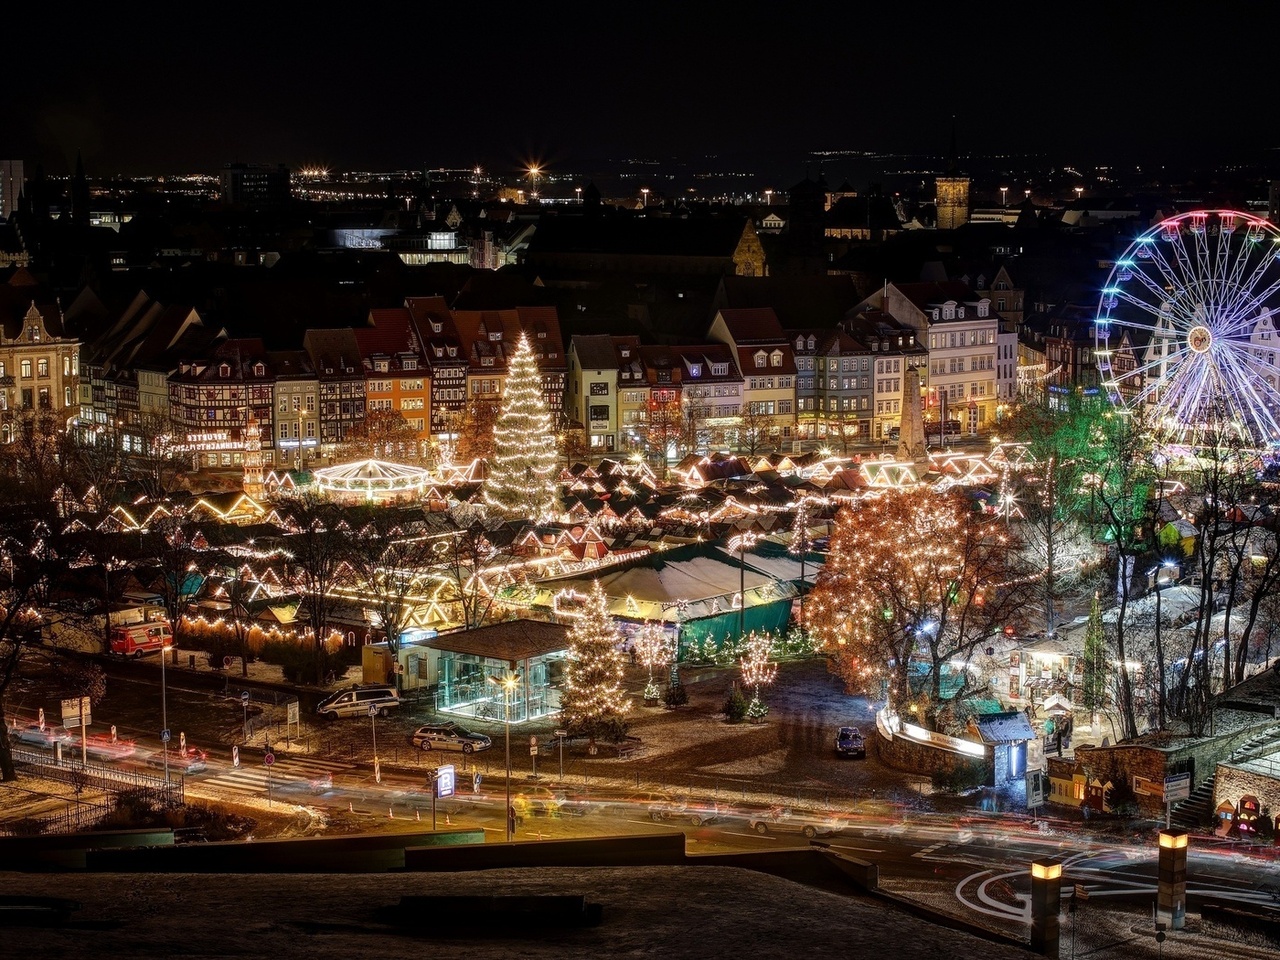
[313,458,434,502]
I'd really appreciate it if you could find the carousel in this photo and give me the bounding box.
[312,458,435,502]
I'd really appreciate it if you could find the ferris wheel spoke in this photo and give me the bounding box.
[1214,346,1280,436]
[1143,241,1203,318]
[1105,286,1180,328]
[1224,272,1280,330]
[1190,227,1216,306]
[1218,243,1280,318]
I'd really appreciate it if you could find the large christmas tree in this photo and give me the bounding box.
[559,580,631,741]
[481,333,560,521]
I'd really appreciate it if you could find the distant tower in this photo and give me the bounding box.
[0,160,23,220]
[935,119,970,230]
[242,414,264,500]
[896,367,928,464]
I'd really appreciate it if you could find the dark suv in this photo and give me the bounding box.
[835,726,866,758]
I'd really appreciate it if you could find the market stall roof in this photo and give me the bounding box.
[973,711,1037,744]
[425,619,569,663]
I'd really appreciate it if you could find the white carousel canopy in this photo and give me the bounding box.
[313,458,433,499]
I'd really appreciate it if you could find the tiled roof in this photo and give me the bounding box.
[894,281,977,312]
[570,334,620,371]
[715,307,785,343]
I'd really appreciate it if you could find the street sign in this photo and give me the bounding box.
[286,701,299,726]
[1074,884,1090,901]
[241,690,250,704]
[436,764,456,799]
[530,744,539,756]
[264,752,275,766]
[224,656,233,669]
[161,729,171,743]
[61,697,90,727]
[1164,773,1192,803]
[1026,769,1046,809]
[554,729,568,739]
[369,704,380,717]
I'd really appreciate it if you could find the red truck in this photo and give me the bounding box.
[109,622,173,658]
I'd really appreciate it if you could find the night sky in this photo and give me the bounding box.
[3,2,1268,178]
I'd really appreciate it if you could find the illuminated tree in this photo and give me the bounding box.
[559,580,631,741]
[336,409,422,464]
[739,630,778,721]
[1080,592,1107,717]
[481,333,560,522]
[645,392,684,469]
[633,620,672,702]
[806,488,1028,731]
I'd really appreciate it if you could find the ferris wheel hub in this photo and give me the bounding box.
[1187,325,1212,354]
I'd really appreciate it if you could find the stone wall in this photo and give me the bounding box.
[1214,763,1280,819]
[1070,721,1274,818]
[874,730,991,785]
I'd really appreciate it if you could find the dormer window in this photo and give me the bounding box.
[28,326,39,342]
[481,356,495,366]
[375,360,389,373]
[434,347,443,357]
[976,301,989,318]
[689,363,702,378]
[942,304,955,320]
[807,336,815,350]
[932,309,940,321]
[620,348,631,358]
[957,307,965,319]
[795,336,804,350]
[770,351,782,367]
[447,347,457,357]
[219,363,231,377]
[431,321,442,333]
[712,362,728,376]
[253,363,265,377]
[403,359,417,370]
[537,331,547,339]
[754,352,767,368]
[488,331,502,341]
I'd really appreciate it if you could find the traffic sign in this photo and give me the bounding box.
[530,744,539,756]
[224,656,233,669]
[264,752,275,766]
[436,764,456,799]
[554,729,568,739]
[241,690,250,704]
[161,729,171,743]
[61,696,90,727]
[1074,884,1090,901]
[1164,773,1192,803]
[369,704,380,717]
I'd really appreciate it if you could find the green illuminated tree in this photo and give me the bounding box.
[559,580,631,741]
[481,333,560,522]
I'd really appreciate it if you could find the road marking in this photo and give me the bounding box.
[912,841,949,859]
[723,831,777,841]
[833,845,884,853]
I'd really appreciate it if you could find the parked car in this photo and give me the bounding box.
[8,722,75,750]
[410,722,492,753]
[835,726,866,758]
[316,684,399,720]
[649,798,723,827]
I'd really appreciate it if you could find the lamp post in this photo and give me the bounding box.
[765,189,773,206]
[641,188,649,208]
[1000,186,1008,208]
[575,186,582,204]
[487,670,520,841]
[161,639,171,790]
[1030,858,1063,957]
[729,532,760,639]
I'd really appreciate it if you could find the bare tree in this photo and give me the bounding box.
[278,492,354,681]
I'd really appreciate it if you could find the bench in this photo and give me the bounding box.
[616,741,644,760]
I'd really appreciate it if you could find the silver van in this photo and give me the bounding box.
[316,684,399,720]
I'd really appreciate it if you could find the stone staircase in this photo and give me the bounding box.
[1169,724,1280,831]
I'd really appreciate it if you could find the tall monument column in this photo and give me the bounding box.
[896,366,927,463]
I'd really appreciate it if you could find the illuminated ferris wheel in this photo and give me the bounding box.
[1094,210,1280,446]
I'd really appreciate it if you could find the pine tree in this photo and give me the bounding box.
[481,333,560,521]
[559,580,631,741]
[1081,591,1108,715]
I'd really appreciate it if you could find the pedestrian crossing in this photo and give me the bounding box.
[199,755,352,797]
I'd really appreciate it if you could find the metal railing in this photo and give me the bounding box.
[13,748,184,805]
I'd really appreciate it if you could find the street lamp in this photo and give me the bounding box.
[1000,186,1008,208]
[487,670,521,841]
[729,532,760,638]
[764,189,773,206]
[575,186,582,203]
[161,637,171,790]
[641,188,649,208]
[1075,185,1084,202]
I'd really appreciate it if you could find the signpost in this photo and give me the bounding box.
[1026,769,1046,816]
[555,729,568,781]
[1163,773,1191,828]
[529,735,538,779]
[61,697,91,765]
[286,700,299,737]
[370,703,381,784]
[264,751,275,806]
[241,690,250,742]
[431,763,456,830]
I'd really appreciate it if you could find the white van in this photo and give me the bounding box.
[315,685,399,720]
